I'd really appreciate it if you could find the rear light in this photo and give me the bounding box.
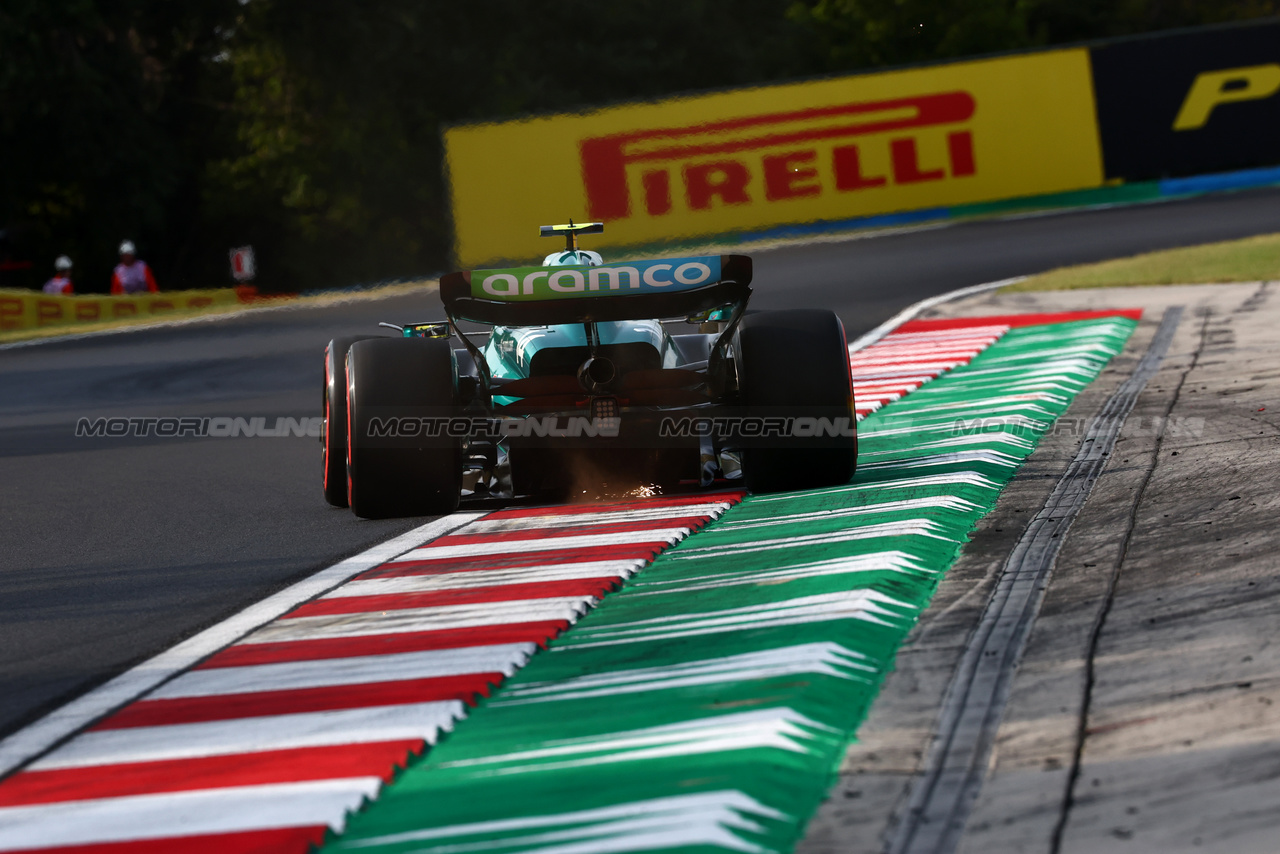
[591,396,620,431]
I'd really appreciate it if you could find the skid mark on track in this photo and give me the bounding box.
[1051,309,1203,854]
[888,308,1181,854]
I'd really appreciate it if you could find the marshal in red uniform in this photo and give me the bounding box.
[43,256,74,294]
[111,240,158,294]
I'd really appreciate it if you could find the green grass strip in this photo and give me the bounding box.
[322,316,1136,854]
[1008,231,1280,291]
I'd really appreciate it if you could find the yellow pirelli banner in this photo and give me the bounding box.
[446,48,1104,267]
[0,288,243,331]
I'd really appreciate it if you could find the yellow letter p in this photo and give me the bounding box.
[1173,64,1280,131]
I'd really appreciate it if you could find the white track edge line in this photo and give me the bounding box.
[0,511,485,779]
[846,276,1027,354]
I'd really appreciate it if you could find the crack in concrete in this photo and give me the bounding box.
[888,309,1182,854]
[1050,309,1208,854]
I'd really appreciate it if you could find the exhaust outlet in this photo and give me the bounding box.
[578,356,618,394]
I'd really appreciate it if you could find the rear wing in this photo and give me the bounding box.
[439,254,752,326]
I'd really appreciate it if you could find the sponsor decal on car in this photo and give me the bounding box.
[471,256,721,301]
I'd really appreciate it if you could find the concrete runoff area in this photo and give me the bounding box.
[800,281,1279,854]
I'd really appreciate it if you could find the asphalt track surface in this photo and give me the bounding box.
[3,187,1280,745]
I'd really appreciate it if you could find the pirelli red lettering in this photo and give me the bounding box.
[446,49,1104,266]
[580,92,976,220]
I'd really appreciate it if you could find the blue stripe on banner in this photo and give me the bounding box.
[1159,164,1280,197]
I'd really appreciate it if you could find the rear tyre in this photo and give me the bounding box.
[347,338,463,518]
[323,335,379,507]
[736,309,857,493]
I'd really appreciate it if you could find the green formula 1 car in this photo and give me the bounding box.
[323,222,856,518]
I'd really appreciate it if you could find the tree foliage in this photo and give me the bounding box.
[790,0,1280,71]
[0,0,238,290]
[2,0,1275,291]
